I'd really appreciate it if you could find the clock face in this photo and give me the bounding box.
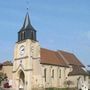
[19,45,25,56]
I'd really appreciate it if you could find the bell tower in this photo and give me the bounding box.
[13,12,41,90]
[18,12,37,42]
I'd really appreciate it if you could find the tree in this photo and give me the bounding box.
[0,73,8,85]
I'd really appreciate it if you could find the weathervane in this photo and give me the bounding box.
[26,0,30,12]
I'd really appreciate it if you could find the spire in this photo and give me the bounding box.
[18,12,37,42]
[22,0,31,29]
[22,12,31,29]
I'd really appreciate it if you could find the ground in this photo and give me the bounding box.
[0,88,12,90]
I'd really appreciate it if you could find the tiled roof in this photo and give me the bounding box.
[40,48,84,67]
[68,66,88,76]
[40,48,68,67]
[3,61,13,66]
[59,50,84,67]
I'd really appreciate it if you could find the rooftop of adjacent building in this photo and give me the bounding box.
[0,61,13,66]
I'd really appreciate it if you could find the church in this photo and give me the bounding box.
[0,12,90,90]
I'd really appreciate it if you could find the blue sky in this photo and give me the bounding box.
[0,0,90,67]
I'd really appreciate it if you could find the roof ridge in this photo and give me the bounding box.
[57,51,69,66]
[55,52,68,67]
[59,50,73,55]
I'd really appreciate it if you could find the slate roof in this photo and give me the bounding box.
[40,48,84,67]
[19,12,36,32]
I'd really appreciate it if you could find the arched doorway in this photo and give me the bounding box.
[19,70,25,90]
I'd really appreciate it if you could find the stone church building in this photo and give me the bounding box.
[0,12,89,90]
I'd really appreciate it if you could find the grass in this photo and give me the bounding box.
[45,88,76,90]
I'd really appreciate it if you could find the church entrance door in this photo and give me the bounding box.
[19,70,25,90]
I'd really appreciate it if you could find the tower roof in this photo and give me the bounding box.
[18,12,37,41]
[23,12,31,29]
[20,12,35,31]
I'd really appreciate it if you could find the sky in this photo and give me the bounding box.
[0,0,90,67]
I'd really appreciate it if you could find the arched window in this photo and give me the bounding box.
[59,69,61,78]
[84,75,86,81]
[52,69,54,78]
[44,68,46,82]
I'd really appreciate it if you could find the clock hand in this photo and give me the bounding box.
[22,48,24,51]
